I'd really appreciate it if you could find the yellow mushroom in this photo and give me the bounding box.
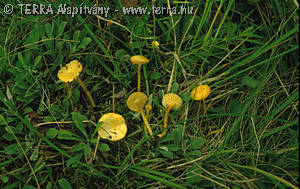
[190,85,211,101]
[93,113,127,159]
[126,92,153,136]
[97,113,127,141]
[57,60,82,82]
[57,60,95,109]
[130,55,150,92]
[157,93,182,138]
[190,85,211,137]
[152,41,159,49]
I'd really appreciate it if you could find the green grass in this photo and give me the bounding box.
[0,0,298,188]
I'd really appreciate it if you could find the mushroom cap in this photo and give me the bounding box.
[162,93,183,110]
[190,85,211,101]
[98,113,127,141]
[126,92,148,112]
[57,60,83,82]
[130,55,150,65]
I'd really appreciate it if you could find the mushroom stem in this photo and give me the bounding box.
[76,76,95,107]
[158,104,174,138]
[66,83,76,111]
[93,135,101,160]
[137,64,141,92]
[140,109,153,136]
[145,109,150,120]
[145,104,152,120]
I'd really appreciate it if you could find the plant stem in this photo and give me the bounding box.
[76,76,95,120]
[197,101,204,138]
[96,0,102,36]
[158,105,173,138]
[137,64,141,92]
[66,83,76,111]
[93,135,101,160]
[76,76,95,107]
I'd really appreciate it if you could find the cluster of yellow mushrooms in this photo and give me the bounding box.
[57,57,211,157]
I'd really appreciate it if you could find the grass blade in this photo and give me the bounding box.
[230,163,298,189]
[132,169,187,189]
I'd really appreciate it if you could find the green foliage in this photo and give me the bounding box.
[72,112,88,140]
[227,98,243,113]
[241,75,260,88]
[186,166,202,185]
[171,82,180,93]
[150,72,161,80]
[46,128,58,139]
[58,178,73,189]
